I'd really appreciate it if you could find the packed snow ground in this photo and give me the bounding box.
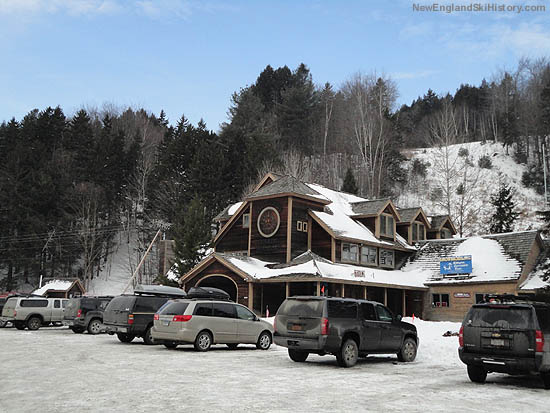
[0,318,547,412]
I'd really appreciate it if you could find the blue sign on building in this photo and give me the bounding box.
[440,256,472,275]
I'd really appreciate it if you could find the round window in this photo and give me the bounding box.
[257,206,280,238]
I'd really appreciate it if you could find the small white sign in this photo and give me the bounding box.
[354,270,365,278]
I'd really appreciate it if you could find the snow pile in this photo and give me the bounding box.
[33,280,74,296]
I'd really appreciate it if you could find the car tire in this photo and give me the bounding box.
[288,349,309,363]
[143,326,155,345]
[71,327,85,334]
[397,337,418,362]
[256,331,272,350]
[87,319,102,335]
[194,330,212,352]
[14,321,26,330]
[467,365,487,384]
[27,316,42,331]
[541,372,550,390]
[164,342,178,349]
[336,339,359,368]
[227,343,239,349]
[0,320,7,328]
[117,333,135,343]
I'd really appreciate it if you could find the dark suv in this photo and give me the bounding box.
[103,285,187,344]
[459,295,550,389]
[274,296,418,367]
[63,296,113,334]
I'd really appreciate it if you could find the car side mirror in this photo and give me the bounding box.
[395,315,402,322]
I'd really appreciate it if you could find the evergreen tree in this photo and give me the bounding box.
[341,168,358,194]
[172,196,211,276]
[489,182,519,233]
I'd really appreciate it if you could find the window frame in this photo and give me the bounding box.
[380,213,395,237]
[432,293,450,308]
[360,245,377,266]
[341,242,359,263]
[242,213,250,229]
[379,248,395,269]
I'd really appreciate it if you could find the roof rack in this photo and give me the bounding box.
[186,287,232,301]
[134,284,187,298]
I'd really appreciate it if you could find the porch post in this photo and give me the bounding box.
[402,289,406,316]
[384,288,388,306]
[363,286,367,300]
[248,282,253,310]
[316,281,321,296]
[341,283,345,297]
[285,282,290,298]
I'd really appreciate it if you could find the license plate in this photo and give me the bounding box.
[290,324,302,331]
[117,327,127,333]
[63,321,74,326]
[162,321,170,326]
[491,339,505,346]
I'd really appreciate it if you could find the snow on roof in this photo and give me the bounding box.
[228,201,244,216]
[220,252,428,289]
[33,280,75,296]
[519,273,549,291]
[405,236,522,284]
[306,183,395,246]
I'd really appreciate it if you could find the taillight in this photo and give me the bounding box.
[76,309,82,318]
[536,330,544,352]
[321,318,329,335]
[154,314,159,321]
[172,315,192,322]
[13,311,16,317]
[128,314,134,325]
[459,326,464,347]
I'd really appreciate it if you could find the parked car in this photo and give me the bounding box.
[458,294,550,389]
[152,289,273,351]
[0,296,68,330]
[273,296,418,367]
[63,296,113,334]
[103,284,187,344]
[0,297,8,327]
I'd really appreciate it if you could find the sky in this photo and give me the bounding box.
[1,0,550,132]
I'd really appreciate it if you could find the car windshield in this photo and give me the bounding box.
[467,306,534,329]
[277,299,324,317]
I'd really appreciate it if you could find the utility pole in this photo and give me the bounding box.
[544,144,549,207]
[40,230,56,287]
[122,229,162,294]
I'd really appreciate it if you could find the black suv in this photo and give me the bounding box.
[459,295,550,389]
[274,296,418,367]
[103,285,187,345]
[63,296,113,334]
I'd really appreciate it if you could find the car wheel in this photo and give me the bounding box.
[194,331,212,352]
[27,316,42,331]
[256,331,272,350]
[14,321,26,330]
[164,342,178,349]
[71,327,85,334]
[117,333,135,343]
[227,343,239,349]
[143,326,155,345]
[288,349,309,362]
[336,339,359,367]
[87,319,102,335]
[467,365,487,384]
[0,320,7,328]
[397,337,418,362]
[541,372,550,390]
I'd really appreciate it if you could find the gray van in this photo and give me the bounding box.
[152,299,273,351]
[1,296,68,330]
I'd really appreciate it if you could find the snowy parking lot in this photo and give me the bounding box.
[0,318,548,412]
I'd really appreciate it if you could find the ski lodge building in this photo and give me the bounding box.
[177,173,547,321]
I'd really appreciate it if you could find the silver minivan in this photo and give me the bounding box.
[1,296,68,330]
[151,299,273,351]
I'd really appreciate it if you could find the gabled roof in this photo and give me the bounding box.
[428,215,456,233]
[33,279,84,296]
[182,251,428,290]
[213,202,244,222]
[351,198,399,218]
[403,232,541,285]
[397,207,431,227]
[520,238,550,291]
[252,172,283,193]
[246,175,330,204]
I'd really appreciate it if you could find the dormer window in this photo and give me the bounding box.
[380,214,394,237]
[342,243,359,262]
[441,228,451,239]
[412,222,425,241]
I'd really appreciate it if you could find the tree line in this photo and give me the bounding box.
[1,58,549,290]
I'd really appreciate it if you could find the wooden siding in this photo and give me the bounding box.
[249,198,288,262]
[425,282,518,322]
[183,261,249,306]
[290,199,316,260]
[215,205,250,253]
[310,219,332,260]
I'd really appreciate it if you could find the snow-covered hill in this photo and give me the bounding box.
[396,141,545,236]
